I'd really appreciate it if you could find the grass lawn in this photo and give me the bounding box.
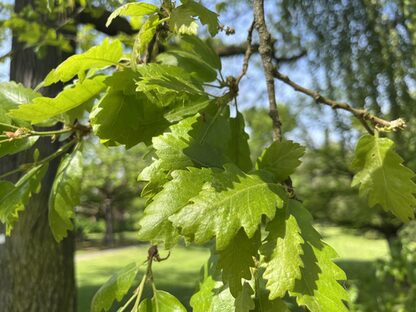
[76,245,209,312]
[76,226,390,311]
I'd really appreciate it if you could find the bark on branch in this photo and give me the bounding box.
[253,0,282,141]
[273,70,406,132]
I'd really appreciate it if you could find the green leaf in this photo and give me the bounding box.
[170,0,220,36]
[0,165,47,234]
[0,81,40,129]
[43,38,123,86]
[138,290,187,312]
[169,163,285,250]
[261,204,304,299]
[257,140,305,182]
[91,89,170,147]
[230,112,252,172]
[351,134,416,222]
[190,258,235,312]
[139,108,252,198]
[288,200,349,312]
[48,150,83,242]
[136,64,205,96]
[253,268,290,312]
[157,50,217,82]
[138,168,211,249]
[91,262,138,312]
[217,230,260,297]
[181,35,221,70]
[106,2,158,27]
[156,35,220,82]
[235,282,255,312]
[9,76,106,124]
[0,81,40,110]
[133,15,163,60]
[0,136,39,158]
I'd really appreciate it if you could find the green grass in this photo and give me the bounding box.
[76,245,209,312]
[76,226,390,311]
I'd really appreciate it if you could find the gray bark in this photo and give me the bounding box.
[0,1,76,311]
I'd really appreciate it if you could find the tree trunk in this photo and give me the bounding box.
[0,1,76,311]
[103,198,114,246]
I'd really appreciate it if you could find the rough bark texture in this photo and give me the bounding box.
[0,1,76,311]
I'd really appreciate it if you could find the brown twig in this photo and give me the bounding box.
[236,21,255,86]
[253,0,282,141]
[273,70,406,132]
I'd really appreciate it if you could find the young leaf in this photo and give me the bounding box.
[191,258,235,312]
[138,167,212,249]
[156,35,220,82]
[235,282,255,312]
[91,262,138,312]
[180,35,221,70]
[351,134,416,222]
[139,109,252,198]
[48,150,83,242]
[170,0,219,36]
[0,164,47,234]
[229,112,252,172]
[0,81,40,110]
[138,290,187,312]
[133,15,162,60]
[43,38,122,86]
[9,76,106,124]
[253,274,290,312]
[288,200,349,312]
[257,140,305,182]
[261,203,304,299]
[106,2,158,27]
[217,230,260,297]
[0,136,39,158]
[136,63,205,96]
[169,163,286,250]
[0,81,40,129]
[91,89,170,147]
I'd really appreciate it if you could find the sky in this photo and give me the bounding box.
[0,0,348,147]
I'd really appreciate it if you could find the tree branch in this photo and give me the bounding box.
[77,9,136,36]
[216,42,307,63]
[253,0,282,141]
[273,70,406,132]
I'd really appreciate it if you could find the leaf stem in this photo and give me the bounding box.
[0,122,19,130]
[0,138,78,180]
[132,273,147,311]
[30,127,74,136]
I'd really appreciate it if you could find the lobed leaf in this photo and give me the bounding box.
[351,134,416,222]
[0,165,48,234]
[190,258,235,312]
[169,163,285,250]
[261,204,304,299]
[138,290,186,312]
[288,200,349,312]
[91,262,138,312]
[138,168,212,249]
[91,89,170,147]
[235,282,255,312]
[217,230,260,297]
[139,108,252,198]
[257,140,305,182]
[48,150,83,242]
[9,76,106,124]
[106,2,158,27]
[0,136,39,158]
[170,0,219,36]
[43,38,122,86]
